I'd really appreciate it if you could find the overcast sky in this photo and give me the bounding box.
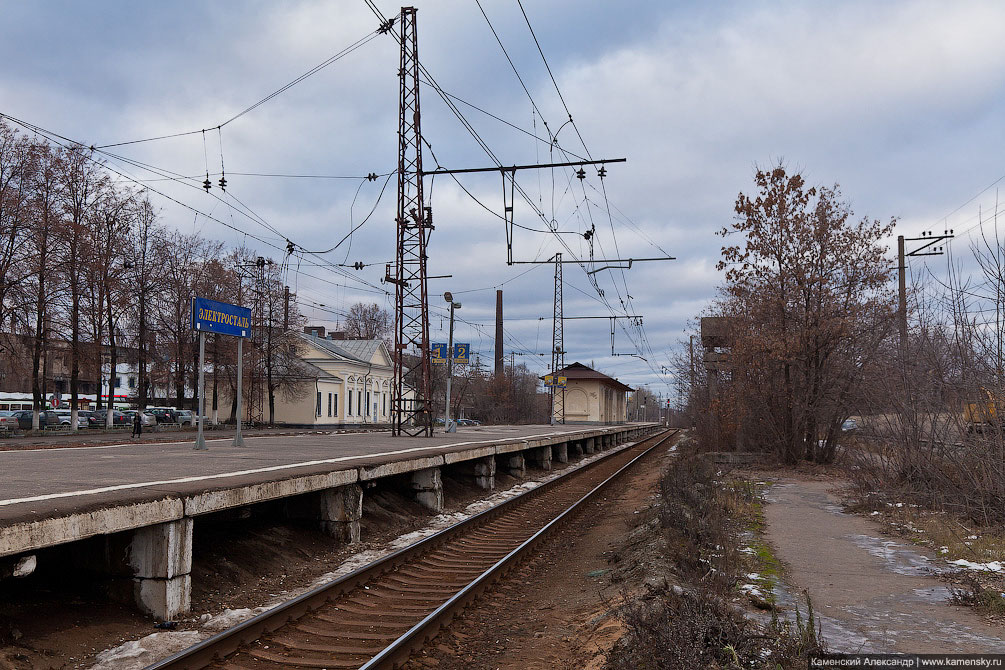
[2,1,1004,398]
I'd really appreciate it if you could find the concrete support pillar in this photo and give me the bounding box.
[528,445,552,471]
[129,519,192,621]
[319,484,363,544]
[500,452,526,478]
[584,438,595,454]
[286,484,363,545]
[553,442,569,464]
[570,441,584,458]
[455,455,496,490]
[410,467,443,513]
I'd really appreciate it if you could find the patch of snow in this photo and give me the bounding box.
[203,607,270,631]
[939,546,949,554]
[870,511,881,516]
[90,631,201,670]
[948,559,1004,572]
[747,572,762,581]
[967,535,979,540]
[739,547,756,555]
[740,584,764,597]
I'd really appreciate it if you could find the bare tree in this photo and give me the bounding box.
[0,122,34,371]
[59,147,105,430]
[128,198,164,409]
[712,165,895,463]
[26,140,62,429]
[344,302,391,341]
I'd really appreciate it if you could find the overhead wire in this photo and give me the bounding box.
[92,29,382,149]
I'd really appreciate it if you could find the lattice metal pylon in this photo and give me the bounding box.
[390,6,433,437]
[551,252,565,424]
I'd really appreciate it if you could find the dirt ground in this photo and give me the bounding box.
[400,440,675,670]
[761,473,1005,653]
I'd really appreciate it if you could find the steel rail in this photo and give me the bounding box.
[144,427,668,670]
[360,428,677,669]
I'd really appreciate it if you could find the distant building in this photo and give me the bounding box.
[219,328,397,427]
[545,362,631,424]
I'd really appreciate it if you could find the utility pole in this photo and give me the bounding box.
[897,230,953,355]
[494,290,503,379]
[444,292,460,433]
[387,6,433,437]
[551,253,564,425]
[283,285,290,331]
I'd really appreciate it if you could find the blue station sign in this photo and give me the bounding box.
[192,297,251,338]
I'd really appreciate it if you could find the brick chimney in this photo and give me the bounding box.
[304,325,325,338]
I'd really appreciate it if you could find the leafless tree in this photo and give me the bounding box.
[707,165,896,463]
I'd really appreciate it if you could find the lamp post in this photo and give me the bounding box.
[443,292,461,433]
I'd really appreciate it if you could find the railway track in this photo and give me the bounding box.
[147,428,676,670]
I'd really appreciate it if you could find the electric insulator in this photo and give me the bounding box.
[218,176,227,190]
[576,168,586,180]
[203,175,211,192]
[367,172,378,182]
[597,166,607,178]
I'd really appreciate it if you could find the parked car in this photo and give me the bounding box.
[89,409,131,427]
[175,410,195,426]
[0,410,19,431]
[52,409,90,429]
[841,418,858,432]
[122,410,157,428]
[147,407,180,423]
[13,410,60,430]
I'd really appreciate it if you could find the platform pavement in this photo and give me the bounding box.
[0,424,653,546]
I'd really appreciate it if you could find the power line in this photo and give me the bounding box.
[515,0,592,160]
[1,111,390,298]
[92,29,381,149]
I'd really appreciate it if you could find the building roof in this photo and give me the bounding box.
[546,362,632,392]
[298,332,386,367]
[298,361,343,382]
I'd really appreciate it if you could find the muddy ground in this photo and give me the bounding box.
[400,437,675,670]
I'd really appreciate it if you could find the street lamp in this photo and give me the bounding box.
[444,292,461,433]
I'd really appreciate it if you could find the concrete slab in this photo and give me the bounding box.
[183,469,358,516]
[359,455,444,481]
[0,424,658,558]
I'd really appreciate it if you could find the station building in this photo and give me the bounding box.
[215,327,395,428]
[547,362,631,424]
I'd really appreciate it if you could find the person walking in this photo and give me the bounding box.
[131,411,142,439]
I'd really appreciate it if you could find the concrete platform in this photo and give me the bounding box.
[0,422,659,619]
[0,424,656,556]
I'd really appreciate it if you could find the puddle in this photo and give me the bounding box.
[760,580,878,652]
[848,534,938,576]
[910,586,953,604]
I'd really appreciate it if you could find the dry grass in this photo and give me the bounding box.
[607,439,825,670]
[845,489,1005,616]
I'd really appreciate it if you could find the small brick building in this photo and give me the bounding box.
[546,362,631,424]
